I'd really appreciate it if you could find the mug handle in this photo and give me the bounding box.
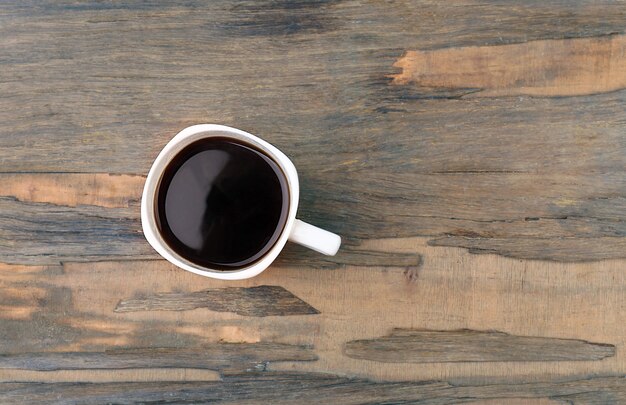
[288,219,341,256]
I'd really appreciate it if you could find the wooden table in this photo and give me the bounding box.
[1,1,625,403]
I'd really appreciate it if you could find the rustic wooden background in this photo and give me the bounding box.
[1,1,626,403]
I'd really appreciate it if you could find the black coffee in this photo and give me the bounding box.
[156,137,289,270]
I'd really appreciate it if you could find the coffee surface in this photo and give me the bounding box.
[156,138,288,269]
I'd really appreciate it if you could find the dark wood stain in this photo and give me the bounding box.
[344,329,616,363]
[114,285,320,317]
[0,343,316,373]
[223,0,342,36]
[0,373,623,404]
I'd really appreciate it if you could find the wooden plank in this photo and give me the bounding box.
[0,373,624,405]
[1,254,624,381]
[0,344,316,373]
[0,1,624,172]
[114,286,320,317]
[0,177,424,266]
[344,329,616,363]
[0,368,221,383]
[1,2,626,263]
[5,169,626,262]
[275,240,423,269]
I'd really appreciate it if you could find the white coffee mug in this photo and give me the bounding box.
[141,124,341,280]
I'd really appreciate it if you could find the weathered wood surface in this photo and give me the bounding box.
[114,285,320,316]
[392,34,626,97]
[1,374,625,405]
[1,256,625,390]
[2,1,626,403]
[0,344,316,372]
[344,329,616,363]
[2,2,626,262]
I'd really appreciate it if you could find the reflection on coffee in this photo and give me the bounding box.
[156,138,289,270]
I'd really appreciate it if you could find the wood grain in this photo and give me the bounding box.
[0,344,316,373]
[344,329,616,363]
[114,285,320,317]
[2,1,626,403]
[1,251,625,382]
[0,197,154,265]
[7,169,626,262]
[0,368,221,383]
[1,2,626,262]
[429,236,626,262]
[1,373,624,405]
[391,34,626,97]
[0,174,143,208]
[0,175,423,267]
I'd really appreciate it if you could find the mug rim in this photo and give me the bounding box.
[141,124,300,280]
